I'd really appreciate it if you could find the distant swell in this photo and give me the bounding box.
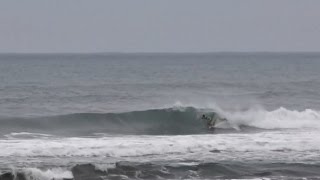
[1,106,320,137]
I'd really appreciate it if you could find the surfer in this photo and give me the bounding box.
[201,114,216,130]
[201,113,227,130]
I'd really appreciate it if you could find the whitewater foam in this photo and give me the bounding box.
[4,132,54,139]
[220,106,320,129]
[21,168,73,180]
[0,130,320,162]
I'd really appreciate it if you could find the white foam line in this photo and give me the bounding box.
[1,130,320,161]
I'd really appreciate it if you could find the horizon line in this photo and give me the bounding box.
[1,51,320,55]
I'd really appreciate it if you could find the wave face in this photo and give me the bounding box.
[0,107,207,136]
[1,106,320,137]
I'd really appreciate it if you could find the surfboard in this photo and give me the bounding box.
[201,112,227,130]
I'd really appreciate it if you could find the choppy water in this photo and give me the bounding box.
[1,53,320,179]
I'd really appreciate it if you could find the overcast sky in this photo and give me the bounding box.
[0,0,319,53]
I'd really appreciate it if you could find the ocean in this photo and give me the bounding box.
[0,52,320,179]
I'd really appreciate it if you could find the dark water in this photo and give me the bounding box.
[1,53,320,179]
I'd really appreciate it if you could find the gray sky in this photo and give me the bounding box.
[0,0,320,53]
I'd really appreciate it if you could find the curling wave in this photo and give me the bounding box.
[1,106,320,137]
[0,107,208,136]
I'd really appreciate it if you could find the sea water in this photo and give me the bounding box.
[0,53,320,179]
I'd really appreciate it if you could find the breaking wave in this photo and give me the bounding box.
[0,106,320,137]
[0,167,72,180]
[0,107,204,136]
[3,162,320,180]
[221,106,320,129]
